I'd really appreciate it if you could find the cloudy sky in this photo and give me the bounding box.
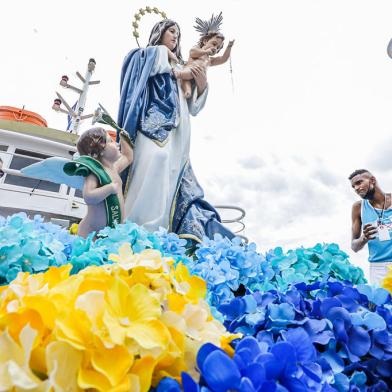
[2,0,392,275]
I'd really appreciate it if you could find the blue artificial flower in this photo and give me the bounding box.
[156,377,182,392]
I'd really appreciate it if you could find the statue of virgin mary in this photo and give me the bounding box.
[117,18,233,243]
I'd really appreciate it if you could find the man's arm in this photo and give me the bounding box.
[351,201,377,252]
[210,40,234,66]
[83,174,117,205]
[115,131,134,173]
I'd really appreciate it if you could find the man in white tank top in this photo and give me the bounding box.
[349,169,392,286]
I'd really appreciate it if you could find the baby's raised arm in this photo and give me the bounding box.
[115,131,133,173]
[210,40,235,66]
[83,174,118,205]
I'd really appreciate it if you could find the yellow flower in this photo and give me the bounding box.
[0,247,235,391]
[109,244,165,271]
[45,340,83,391]
[0,325,42,390]
[103,279,171,351]
[69,223,79,235]
[172,262,207,303]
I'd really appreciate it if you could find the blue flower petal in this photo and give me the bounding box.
[312,331,334,345]
[181,372,200,392]
[301,362,322,383]
[363,312,387,330]
[305,318,328,334]
[320,350,344,373]
[320,298,343,316]
[156,377,181,392]
[235,336,263,358]
[202,350,241,392]
[333,373,349,392]
[373,288,390,306]
[238,377,256,392]
[6,265,21,283]
[349,371,367,386]
[281,377,307,392]
[196,343,221,373]
[270,342,297,376]
[347,326,371,357]
[243,363,266,391]
[259,381,277,392]
[373,329,389,345]
[281,328,316,363]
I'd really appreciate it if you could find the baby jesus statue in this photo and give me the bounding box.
[172,12,234,98]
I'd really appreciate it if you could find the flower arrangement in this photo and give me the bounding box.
[1,213,384,391]
[0,246,234,391]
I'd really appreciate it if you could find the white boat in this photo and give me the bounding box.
[0,112,87,227]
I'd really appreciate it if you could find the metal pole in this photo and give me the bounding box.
[69,59,96,134]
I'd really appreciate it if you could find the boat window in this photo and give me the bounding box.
[0,145,8,151]
[4,148,60,192]
[4,175,60,192]
[75,189,83,198]
[66,187,83,198]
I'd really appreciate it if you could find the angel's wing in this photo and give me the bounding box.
[21,157,84,190]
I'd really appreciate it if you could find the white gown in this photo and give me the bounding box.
[124,45,208,231]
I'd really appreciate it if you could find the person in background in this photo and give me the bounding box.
[349,169,392,285]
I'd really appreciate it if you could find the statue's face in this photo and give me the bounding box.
[202,36,224,55]
[101,135,121,162]
[161,25,179,51]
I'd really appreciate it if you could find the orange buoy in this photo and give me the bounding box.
[0,106,48,127]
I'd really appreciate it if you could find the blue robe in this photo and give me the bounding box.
[118,46,234,242]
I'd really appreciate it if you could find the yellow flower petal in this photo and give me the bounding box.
[91,346,133,386]
[220,333,242,357]
[126,320,170,350]
[78,366,112,391]
[55,310,93,350]
[45,340,82,391]
[186,276,207,302]
[106,277,132,319]
[43,265,72,288]
[0,325,42,390]
[160,311,186,333]
[128,374,140,392]
[23,295,57,330]
[103,310,127,346]
[0,309,45,345]
[131,356,156,392]
[126,284,162,322]
[75,290,105,323]
[167,293,187,313]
